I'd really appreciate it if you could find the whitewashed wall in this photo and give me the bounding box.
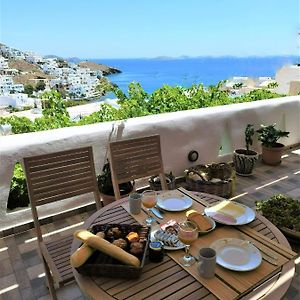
[0,96,299,231]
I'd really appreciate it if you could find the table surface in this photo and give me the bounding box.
[71,189,295,300]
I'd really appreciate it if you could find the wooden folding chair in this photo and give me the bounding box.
[23,146,101,300]
[108,134,168,200]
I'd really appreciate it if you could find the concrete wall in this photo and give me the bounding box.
[0,96,299,231]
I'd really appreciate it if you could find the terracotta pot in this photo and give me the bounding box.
[99,190,133,206]
[233,149,258,176]
[99,192,116,207]
[261,143,284,165]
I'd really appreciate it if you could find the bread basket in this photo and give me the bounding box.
[76,223,149,278]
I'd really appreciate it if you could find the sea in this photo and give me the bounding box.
[93,56,297,94]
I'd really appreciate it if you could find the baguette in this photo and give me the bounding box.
[70,232,103,268]
[74,230,140,267]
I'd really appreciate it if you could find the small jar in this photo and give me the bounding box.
[149,241,164,262]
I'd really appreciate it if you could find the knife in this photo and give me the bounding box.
[150,207,164,219]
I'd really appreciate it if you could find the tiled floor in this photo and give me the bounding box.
[0,149,299,300]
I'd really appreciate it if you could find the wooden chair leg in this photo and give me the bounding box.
[42,256,58,300]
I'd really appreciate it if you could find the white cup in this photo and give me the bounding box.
[197,247,216,279]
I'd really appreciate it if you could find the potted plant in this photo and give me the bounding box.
[256,194,300,240]
[233,124,258,176]
[97,161,133,206]
[256,124,289,165]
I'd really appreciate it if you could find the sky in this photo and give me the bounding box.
[0,0,299,59]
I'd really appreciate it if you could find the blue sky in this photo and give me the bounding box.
[0,0,299,58]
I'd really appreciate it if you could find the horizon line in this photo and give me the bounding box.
[75,54,298,60]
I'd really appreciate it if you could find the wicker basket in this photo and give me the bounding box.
[185,163,235,198]
[76,223,149,278]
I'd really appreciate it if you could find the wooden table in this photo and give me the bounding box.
[71,189,296,300]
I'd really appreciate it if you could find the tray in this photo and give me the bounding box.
[76,223,149,278]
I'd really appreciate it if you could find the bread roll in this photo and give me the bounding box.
[70,232,103,268]
[187,213,212,231]
[74,230,140,267]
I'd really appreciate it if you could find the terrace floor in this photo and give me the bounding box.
[0,149,299,300]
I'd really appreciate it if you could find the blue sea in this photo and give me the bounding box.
[93,56,297,94]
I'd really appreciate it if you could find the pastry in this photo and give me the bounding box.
[112,238,127,249]
[126,232,139,242]
[187,213,212,231]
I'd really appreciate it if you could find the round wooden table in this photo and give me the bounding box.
[71,191,295,300]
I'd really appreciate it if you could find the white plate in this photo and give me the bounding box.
[204,201,256,225]
[150,227,185,251]
[210,238,262,271]
[157,194,193,212]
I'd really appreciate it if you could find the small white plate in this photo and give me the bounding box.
[157,194,193,212]
[150,227,185,251]
[204,201,256,225]
[210,238,262,271]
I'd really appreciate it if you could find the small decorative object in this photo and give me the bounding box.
[185,162,235,198]
[256,194,300,240]
[188,150,199,162]
[149,172,175,190]
[233,124,258,176]
[256,124,289,165]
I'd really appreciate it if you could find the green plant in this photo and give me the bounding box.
[267,82,278,89]
[245,124,255,152]
[7,163,29,210]
[256,124,289,147]
[233,82,243,89]
[256,194,300,231]
[97,161,133,196]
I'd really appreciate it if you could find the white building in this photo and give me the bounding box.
[275,65,300,95]
[69,84,94,97]
[256,77,276,88]
[0,76,24,94]
[12,50,25,60]
[25,52,44,64]
[0,93,35,109]
[0,56,9,69]
[225,77,256,89]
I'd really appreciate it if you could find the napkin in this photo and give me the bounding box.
[210,200,246,219]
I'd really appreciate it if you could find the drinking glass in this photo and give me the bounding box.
[141,190,157,226]
[178,221,198,266]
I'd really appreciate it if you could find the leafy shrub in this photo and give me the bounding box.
[256,194,300,231]
[7,163,29,210]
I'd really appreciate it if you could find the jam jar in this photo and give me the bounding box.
[149,241,164,262]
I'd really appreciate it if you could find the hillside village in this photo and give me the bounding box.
[0,43,120,111]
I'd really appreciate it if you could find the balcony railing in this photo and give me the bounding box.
[0,95,299,233]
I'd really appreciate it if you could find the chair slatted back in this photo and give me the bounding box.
[24,147,101,241]
[109,135,167,199]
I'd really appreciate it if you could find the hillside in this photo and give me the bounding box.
[8,59,53,85]
[79,61,121,75]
